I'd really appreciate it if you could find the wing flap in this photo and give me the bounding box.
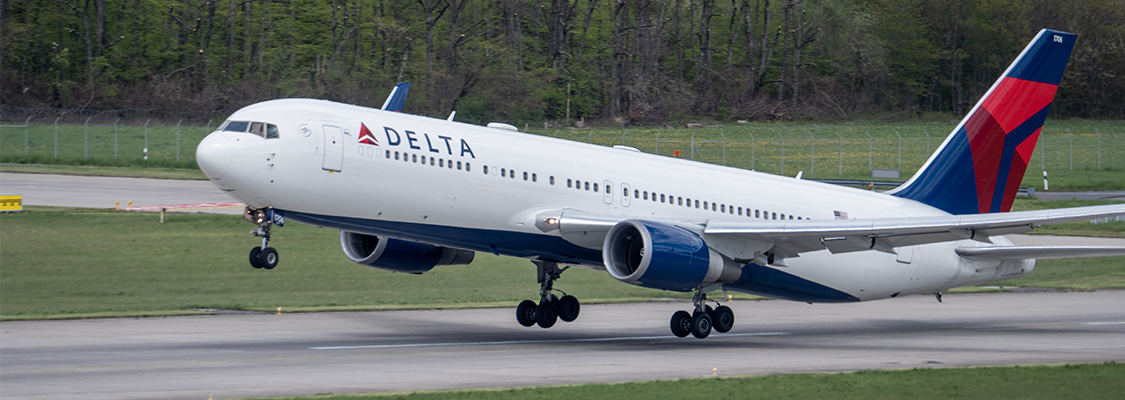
[956,245,1125,260]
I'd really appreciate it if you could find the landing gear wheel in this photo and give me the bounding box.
[516,300,537,327]
[257,247,279,270]
[711,305,735,333]
[690,312,712,338]
[535,301,558,328]
[670,310,691,338]
[557,295,580,322]
[249,247,263,269]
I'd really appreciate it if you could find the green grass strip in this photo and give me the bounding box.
[245,363,1123,400]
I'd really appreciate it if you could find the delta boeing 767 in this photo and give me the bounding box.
[196,29,1125,338]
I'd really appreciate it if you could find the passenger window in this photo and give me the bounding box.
[606,184,610,193]
[703,201,708,209]
[224,121,250,133]
[623,188,629,197]
[755,210,760,218]
[484,166,489,174]
[713,203,717,212]
[789,215,794,220]
[266,124,279,139]
[660,194,665,203]
[523,172,528,181]
[584,182,590,191]
[440,159,445,167]
[781,213,785,220]
[412,154,417,163]
[385,150,391,158]
[501,168,506,177]
[568,179,572,188]
[772,212,777,220]
[594,183,598,192]
[466,163,471,172]
[395,151,400,160]
[634,190,639,198]
[643,191,648,200]
[738,207,743,216]
[457,161,462,170]
[695,200,699,208]
[550,176,555,185]
[678,197,683,206]
[532,173,537,182]
[721,204,726,213]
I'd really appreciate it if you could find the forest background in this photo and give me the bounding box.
[1,0,1123,126]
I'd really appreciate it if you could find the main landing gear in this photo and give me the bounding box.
[245,207,279,270]
[516,260,581,328]
[669,289,735,339]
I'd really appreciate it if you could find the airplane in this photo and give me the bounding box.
[196,29,1125,339]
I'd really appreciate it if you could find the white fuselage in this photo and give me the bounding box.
[197,99,1032,303]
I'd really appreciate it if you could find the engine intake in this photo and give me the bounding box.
[340,231,474,274]
[602,220,743,291]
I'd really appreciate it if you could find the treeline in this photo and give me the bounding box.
[2,0,1123,125]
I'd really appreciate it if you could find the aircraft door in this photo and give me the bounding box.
[603,180,613,204]
[322,125,344,171]
[620,183,631,207]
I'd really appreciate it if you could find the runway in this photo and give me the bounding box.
[0,172,242,214]
[2,290,1124,399]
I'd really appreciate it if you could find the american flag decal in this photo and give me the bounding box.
[358,123,379,146]
[834,210,849,220]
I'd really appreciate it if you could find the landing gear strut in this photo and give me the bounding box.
[245,207,279,270]
[516,260,580,328]
[669,289,735,339]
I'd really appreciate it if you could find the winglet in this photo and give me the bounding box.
[890,29,1076,215]
[380,82,411,112]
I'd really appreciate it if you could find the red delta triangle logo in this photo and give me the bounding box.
[358,123,379,146]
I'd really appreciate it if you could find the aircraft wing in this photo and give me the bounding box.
[551,204,1125,260]
[702,204,1125,258]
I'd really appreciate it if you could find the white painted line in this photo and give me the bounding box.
[1083,321,1125,325]
[311,332,789,350]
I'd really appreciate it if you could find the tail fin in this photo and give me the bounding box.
[890,29,1076,215]
[381,82,412,113]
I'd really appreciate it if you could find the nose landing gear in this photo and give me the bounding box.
[245,207,280,270]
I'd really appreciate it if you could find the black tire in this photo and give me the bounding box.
[249,247,263,269]
[557,295,580,322]
[535,301,558,328]
[516,300,537,327]
[711,305,735,333]
[690,312,712,339]
[670,310,691,338]
[258,247,279,270]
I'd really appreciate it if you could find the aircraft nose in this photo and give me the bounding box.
[196,132,233,180]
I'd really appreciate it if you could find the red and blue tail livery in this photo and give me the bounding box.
[891,29,1076,215]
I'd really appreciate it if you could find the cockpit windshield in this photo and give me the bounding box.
[218,120,279,139]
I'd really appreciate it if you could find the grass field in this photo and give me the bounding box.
[2,120,1123,189]
[246,363,1124,400]
[1,200,1122,320]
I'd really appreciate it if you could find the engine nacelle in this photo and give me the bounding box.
[602,220,743,291]
[340,231,474,274]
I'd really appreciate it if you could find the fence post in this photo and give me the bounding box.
[720,131,727,166]
[835,131,842,175]
[24,116,31,154]
[144,119,151,160]
[176,119,182,161]
[84,117,91,160]
[114,118,120,158]
[206,119,213,130]
[748,132,755,171]
[690,132,696,161]
[806,129,815,176]
[895,129,904,170]
[922,129,930,155]
[865,131,872,172]
[54,117,60,157]
[777,131,785,176]
[1096,127,1101,169]
[621,130,627,145]
[655,131,660,154]
[1068,128,1073,170]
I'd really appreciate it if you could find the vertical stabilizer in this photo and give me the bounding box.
[890,29,1076,215]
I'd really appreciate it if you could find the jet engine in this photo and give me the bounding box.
[340,231,475,274]
[602,220,743,291]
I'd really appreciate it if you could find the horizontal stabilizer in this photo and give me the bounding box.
[956,245,1125,260]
